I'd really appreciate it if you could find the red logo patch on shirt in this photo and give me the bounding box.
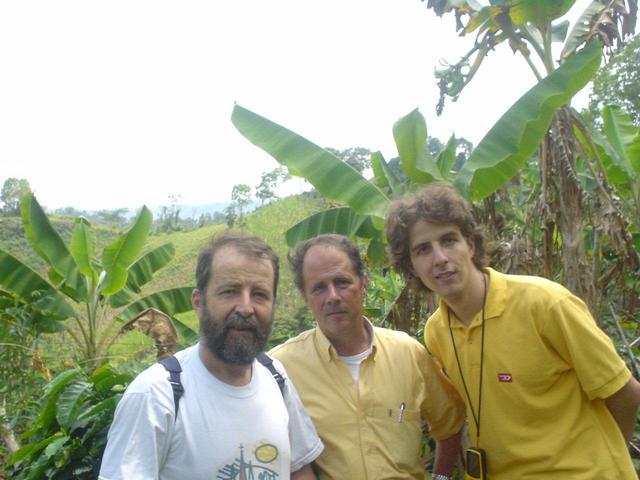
[497,373,513,382]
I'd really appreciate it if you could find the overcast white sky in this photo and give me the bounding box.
[0,0,592,212]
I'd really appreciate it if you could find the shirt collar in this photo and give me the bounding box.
[439,267,506,327]
[314,317,378,362]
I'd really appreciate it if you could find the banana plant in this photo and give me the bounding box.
[424,0,637,301]
[0,194,196,367]
[231,39,600,264]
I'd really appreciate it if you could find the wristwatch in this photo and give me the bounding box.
[432,475,451,480]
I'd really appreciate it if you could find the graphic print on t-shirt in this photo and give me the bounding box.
[216,442,280,479]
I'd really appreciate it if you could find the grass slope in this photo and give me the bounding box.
[0,194,327,366]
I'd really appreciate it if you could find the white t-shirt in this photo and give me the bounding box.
[99,345,323,480]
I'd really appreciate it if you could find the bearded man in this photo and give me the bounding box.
[100,231,322,480]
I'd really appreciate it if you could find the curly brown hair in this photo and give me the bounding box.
[384,182,486,293]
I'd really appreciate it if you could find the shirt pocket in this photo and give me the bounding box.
[374,405,422,470]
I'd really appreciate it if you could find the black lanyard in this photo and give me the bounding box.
[447,273,487,447]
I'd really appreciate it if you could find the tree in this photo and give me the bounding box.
[325,147,372,174]
[156,195,183,233]
[586,33,640,126]
[255,167,289,205]
[0,178,31,216]
[224,203,238,229]
[0,194,196,367]
[230,184,253,227]
[96,208,129,226]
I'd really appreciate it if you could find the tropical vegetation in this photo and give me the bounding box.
[1,0,639,477]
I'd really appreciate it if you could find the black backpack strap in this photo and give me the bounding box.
[159,355,184,419]
[257,352,285,396]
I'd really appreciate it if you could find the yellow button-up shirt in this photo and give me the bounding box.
[270,320,465,479]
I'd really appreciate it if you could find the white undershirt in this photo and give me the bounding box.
[338,345,373,385]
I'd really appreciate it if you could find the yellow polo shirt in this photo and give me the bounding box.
[425,268,635,479]
[270,320,465,480]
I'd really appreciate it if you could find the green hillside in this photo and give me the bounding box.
[0,193,327,367]
[140,193,327,342]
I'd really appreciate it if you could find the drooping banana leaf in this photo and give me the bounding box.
[0,249,75,319]
[108,243,176,308]
[173,318,199,346]
[454,41,602,200]
[117,286,194,323]
[560,1,606,59]
[285,207,381,247]
[231,105,389,220]
[100,206,152,296]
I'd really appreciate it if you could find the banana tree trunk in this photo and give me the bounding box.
[550,108,593,305]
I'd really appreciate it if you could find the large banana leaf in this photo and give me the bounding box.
[602,104,637,178]
[285,207,381,247]
[70,217,96,281]
[117,286,194,322]
[108,243,176,308]
[393,109,442,183]
[455,41,602,200]
[21,195,86,301]
[100,206,152,296]
[0,249,75,319]
[173,318,199,346]
[231,105,389,220]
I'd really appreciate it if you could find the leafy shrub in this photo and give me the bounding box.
[7,365,131,479]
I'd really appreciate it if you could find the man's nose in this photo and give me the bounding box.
[432,244,449,264]
[235,290,255,316]
[327,283,340,302]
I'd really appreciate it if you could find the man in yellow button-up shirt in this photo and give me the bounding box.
[270,234,465,480]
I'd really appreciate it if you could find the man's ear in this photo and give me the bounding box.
[361,274,369,295]
[467,237,476,257]
[192,288,202,312]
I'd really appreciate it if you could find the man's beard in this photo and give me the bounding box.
[200,311,272,365]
